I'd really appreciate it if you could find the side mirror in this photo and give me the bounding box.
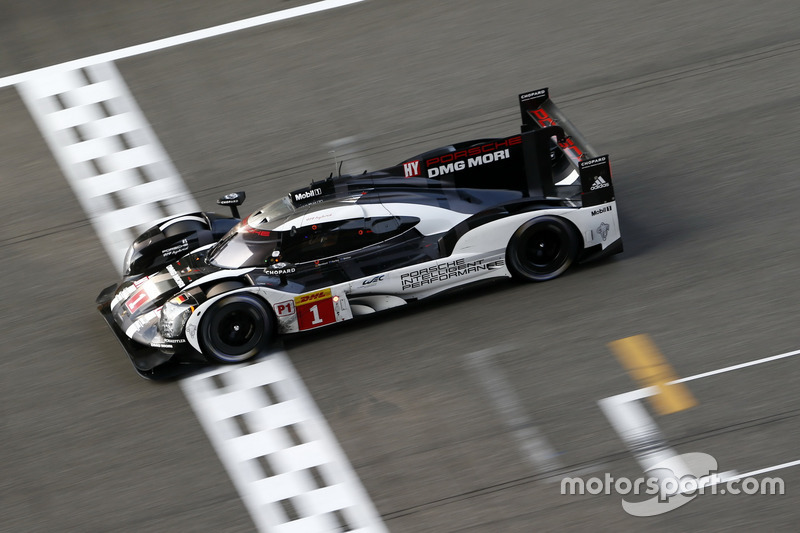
[217,191,246,218]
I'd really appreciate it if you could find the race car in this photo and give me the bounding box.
[97,88,622,379]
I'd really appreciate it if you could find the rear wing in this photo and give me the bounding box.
[519,88,614,207]
[519,88,597,162]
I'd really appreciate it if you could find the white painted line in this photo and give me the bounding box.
[604,386,657,404]
[726,458,800,482]
[464,347,562,476]
[17,62,199,272]
[181,354,388,533]
[598,393,739,486]
[597,394,684,473]
[670,348,800,385]
[0,0,368,89]
[600,346,800,484]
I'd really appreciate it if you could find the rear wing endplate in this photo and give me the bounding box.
[579,155,614,207]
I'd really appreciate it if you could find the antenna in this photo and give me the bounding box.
[329,149,338,176]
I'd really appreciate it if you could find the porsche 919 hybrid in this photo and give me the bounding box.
[97,88,622,378]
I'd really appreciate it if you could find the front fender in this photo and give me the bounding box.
[124,212,239,277]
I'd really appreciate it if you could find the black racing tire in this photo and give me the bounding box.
[199,293,274,364]
[506,215,580,282]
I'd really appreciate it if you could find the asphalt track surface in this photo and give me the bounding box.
[2,1,800,531]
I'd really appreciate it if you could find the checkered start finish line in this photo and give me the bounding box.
[17,43,386,533]
[17,63,199,273]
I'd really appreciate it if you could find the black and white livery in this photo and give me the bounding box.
[97,88,622,378]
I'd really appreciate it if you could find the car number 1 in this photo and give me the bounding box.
[294,289,336,330]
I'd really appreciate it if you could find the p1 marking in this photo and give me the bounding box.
[609,334,697,415]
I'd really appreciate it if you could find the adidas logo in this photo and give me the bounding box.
[590,176,610,190]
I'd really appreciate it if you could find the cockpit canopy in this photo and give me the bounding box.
[207,196,419,269]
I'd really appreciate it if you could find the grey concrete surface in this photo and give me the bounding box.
[2,1,800,531]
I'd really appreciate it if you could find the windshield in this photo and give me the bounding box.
[206,197,298,269]
[207,221,282,268]
[248,196,296,227]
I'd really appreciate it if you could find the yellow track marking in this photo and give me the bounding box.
[609,334,697,415]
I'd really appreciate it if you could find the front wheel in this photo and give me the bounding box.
[506,216,579,282]
[199,293,274,363]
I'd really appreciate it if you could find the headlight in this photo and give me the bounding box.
[158,298,194,339]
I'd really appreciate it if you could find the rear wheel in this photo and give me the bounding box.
[506,216,579,282]
[199,293,274,363]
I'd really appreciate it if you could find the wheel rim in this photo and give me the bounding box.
[216,309,258,351]
[523,227,564,269]
[206,302,265,360]
[508,217,576,281]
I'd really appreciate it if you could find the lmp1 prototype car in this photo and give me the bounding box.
[97,88,622,378]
